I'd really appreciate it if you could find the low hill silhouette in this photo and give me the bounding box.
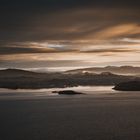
[113,81,140,91]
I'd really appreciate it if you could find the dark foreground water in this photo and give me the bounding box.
[0,87,140,140]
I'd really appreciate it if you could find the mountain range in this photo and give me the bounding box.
[65,66,140,76]
[0,68,139,89]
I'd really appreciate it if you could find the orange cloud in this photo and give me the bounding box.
[89,24,140,39]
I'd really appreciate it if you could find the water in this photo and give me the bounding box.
[0,86,117,99]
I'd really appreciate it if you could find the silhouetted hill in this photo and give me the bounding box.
[1,68,34,73]
[0,69,139,89]
[113,81,140,91]
[66,66,140,75]
[0,68,38,78]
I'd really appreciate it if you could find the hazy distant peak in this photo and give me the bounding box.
[66,66,140,76]
[100,72,115,76]
[105,66,117,69]
[0,68,36,75]
[120,66,134,68]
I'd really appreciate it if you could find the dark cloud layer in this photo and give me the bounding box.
[0,59,91,69]
[1,0,140,8]
[0,0,140,42]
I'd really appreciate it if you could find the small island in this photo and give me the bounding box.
[113,81,140,91]
[53,90,84,95]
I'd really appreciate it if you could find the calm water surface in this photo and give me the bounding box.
[0,86,116,98]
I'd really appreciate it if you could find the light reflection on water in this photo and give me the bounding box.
[0,86,115,98]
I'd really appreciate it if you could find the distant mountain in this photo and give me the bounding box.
[0,68,35,74]
[0,68,139,89]
[0,69,48,81]
[113,81,140,91]
[66,66,140,75]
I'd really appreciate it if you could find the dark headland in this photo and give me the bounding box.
[113,81,140,91]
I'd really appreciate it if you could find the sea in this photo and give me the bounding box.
[0,86,116,98]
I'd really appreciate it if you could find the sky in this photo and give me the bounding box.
[0,0,140,71]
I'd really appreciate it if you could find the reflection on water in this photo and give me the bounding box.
[51,86,115,94]
[0,86,115,98]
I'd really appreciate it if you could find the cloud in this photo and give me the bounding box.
[0,59,93,69]
[80,48,140,54]
[121,38,140,43]
[0,0,140,68]
[0,38,140,55]
[0,47,50,55]
[90,24,140,40]
[0,41,78,55]
[0,3,139,42]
